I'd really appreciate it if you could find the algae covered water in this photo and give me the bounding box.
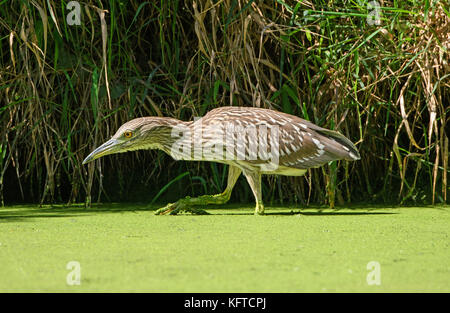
[0,204,448,292]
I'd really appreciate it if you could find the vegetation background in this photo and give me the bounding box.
[0,0,448,207]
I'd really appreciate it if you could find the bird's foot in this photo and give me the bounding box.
[254,202,265,215]
[154,203,178,215]
[154,193,232,215]
[154,201,210,215]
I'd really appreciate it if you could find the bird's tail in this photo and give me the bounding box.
[315,128,360,161]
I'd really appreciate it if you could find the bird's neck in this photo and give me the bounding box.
[155,119,204,160]
[149,119,194,156]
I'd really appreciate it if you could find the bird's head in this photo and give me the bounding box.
[82,117,182,164]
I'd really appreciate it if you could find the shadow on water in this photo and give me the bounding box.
[266,211,395,216]
[0,203,153,223]
[210,207,398,216]
[0,202,400,223]
[204,203,399,216]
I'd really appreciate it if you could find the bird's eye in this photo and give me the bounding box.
[123,131,133,139]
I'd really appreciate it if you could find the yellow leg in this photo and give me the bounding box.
[242,170,264,215]
[155,166,242,215]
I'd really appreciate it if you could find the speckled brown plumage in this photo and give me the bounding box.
[83,106,360,215]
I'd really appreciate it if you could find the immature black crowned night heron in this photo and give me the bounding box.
[83,106,360,215]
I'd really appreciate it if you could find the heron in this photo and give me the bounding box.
[83,106,360,215]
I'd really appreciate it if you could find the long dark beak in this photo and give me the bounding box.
[82,138,119,164]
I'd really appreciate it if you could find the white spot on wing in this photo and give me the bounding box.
[349,152,359,160]
[312,138,325,150]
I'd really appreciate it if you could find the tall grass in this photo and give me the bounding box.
[0,0,448,206]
